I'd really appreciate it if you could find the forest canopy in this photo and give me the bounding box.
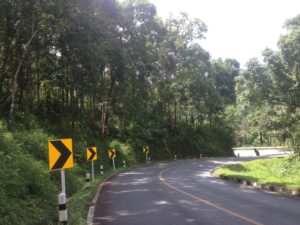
[0,0,237,156]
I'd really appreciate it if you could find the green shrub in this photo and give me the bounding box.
[168,125,234,158]
[109,139,136,166]
[14,129,52,162]
[0,122,58,225]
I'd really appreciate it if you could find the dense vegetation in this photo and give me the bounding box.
[0,0,299,224]
[232,15,300,147]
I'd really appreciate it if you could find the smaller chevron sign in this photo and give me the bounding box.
[143,146,150,154]
[87,147,97,161]
[108,149,116,159]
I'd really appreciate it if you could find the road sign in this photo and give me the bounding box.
[143,146,150,164]
[87,147,97,161]
[108,149,116,159]
[48,138,73,171]
[143,146,150,154]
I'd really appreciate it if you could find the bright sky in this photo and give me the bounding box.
[149,0,300,67]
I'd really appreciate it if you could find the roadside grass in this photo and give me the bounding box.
[68,170,116,225]
[215,156,300,189]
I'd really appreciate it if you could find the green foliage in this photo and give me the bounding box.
[0,122,58,225]
[109,139,137,166]
[233,14,300,147]
[14,129,52,161]
[168,125,234,158]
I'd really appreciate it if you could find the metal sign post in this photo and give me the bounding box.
[60,169,67,224]
[85,173,91,189]
[61,169,66,194]
[146,152,148,164]
[112,158,116,171]
[58,192,67,225]
[91,160,94,181]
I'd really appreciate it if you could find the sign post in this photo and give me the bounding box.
[58,192,67,225]
[112,157,116,171]
[108,149,116,171]
[92,161,94,181]
[61,169,66,194]
[143,146,150,164]
[87,147,97,181]
[48,138,73,224]
[85,173,91,189]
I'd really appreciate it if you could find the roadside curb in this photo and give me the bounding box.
[211,171,300,197]
[86,171,122,225]
[86,163,158,225]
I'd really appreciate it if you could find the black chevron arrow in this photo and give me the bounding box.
[51,140,72,170]
[111,150,115,158]
[88,147,96,160]
[108,149,115,158]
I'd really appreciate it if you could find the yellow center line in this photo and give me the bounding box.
[159,168,264,225]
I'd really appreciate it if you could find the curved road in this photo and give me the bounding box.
[92,158,300,225]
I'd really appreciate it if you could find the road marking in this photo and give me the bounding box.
[159,168,264,225]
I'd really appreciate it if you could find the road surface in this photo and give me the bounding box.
[92,158,300,225]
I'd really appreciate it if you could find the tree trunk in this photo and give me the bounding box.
[174,100,177,130]
[168,102,172,131]
[0,16,12,96]
[70,78,75,132]
[101,103,106,138]
[8,27,37,129]
[260,132,263,145]
[90,95,96,135]
[36,70,40,104]
[101,67,115,138]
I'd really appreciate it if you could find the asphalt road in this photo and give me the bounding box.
[93,158,300,225]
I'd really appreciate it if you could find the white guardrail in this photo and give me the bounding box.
[233,146,293,157]
[233,146,289,150]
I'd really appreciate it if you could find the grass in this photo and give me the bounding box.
[68,170,117,225]
[215,156,300,189]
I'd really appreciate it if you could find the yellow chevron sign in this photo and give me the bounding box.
[48,138,73,171]
[143,146,150,154]
[108,149,116,159]
[87,147,97,161]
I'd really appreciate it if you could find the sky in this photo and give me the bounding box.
[149,0,300,67]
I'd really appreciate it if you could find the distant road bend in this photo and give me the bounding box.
[92,158,300,225]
